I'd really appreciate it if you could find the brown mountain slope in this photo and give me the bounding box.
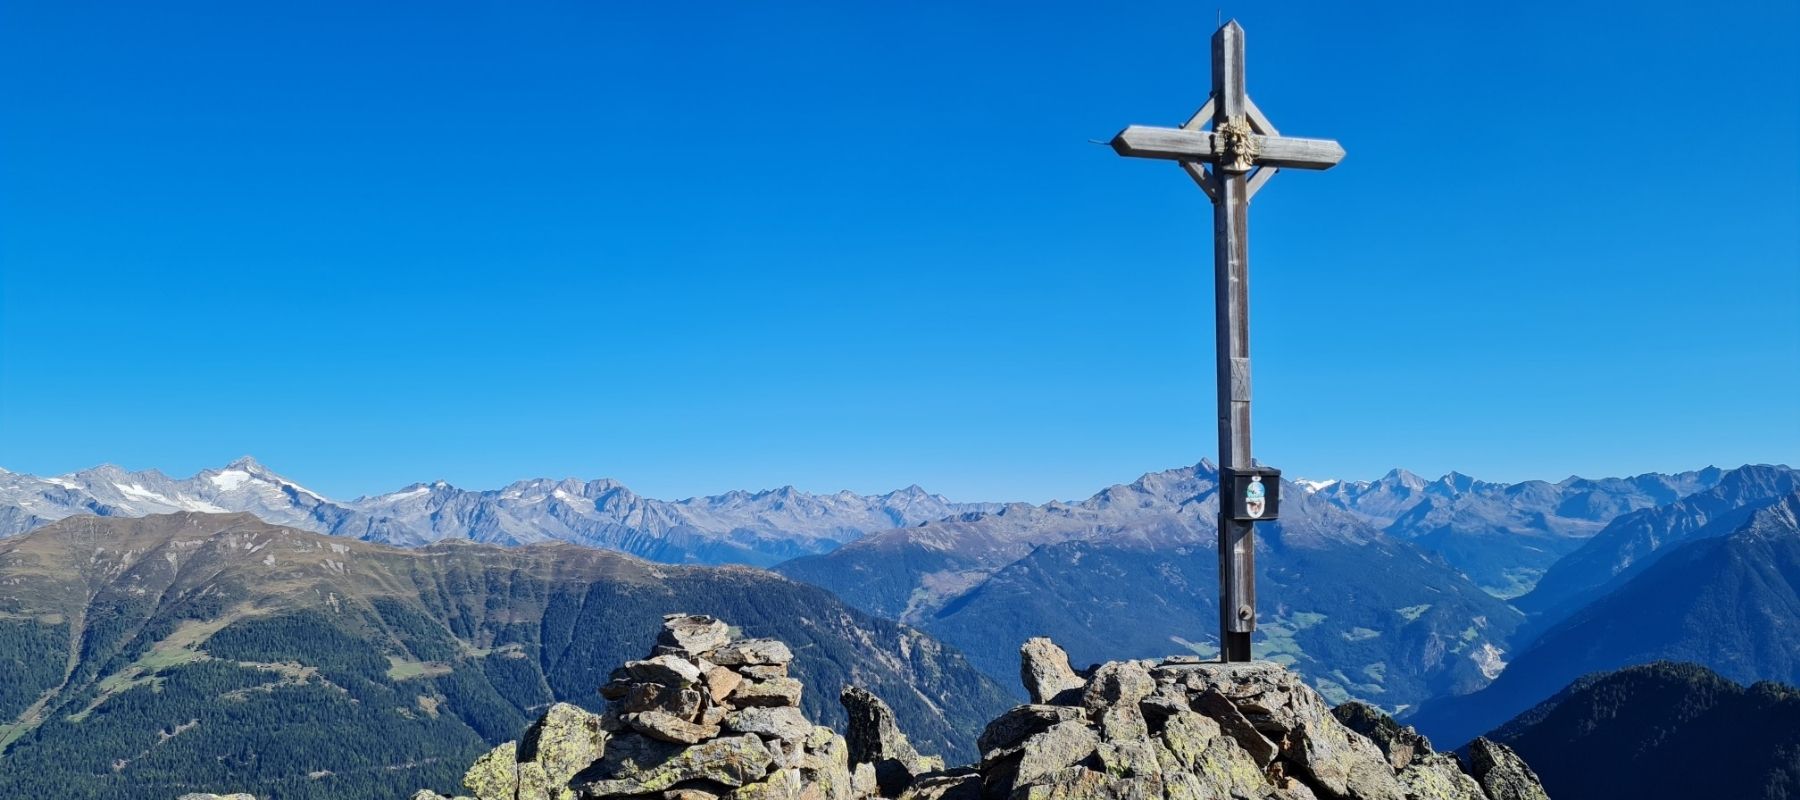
[0,513,1011,800]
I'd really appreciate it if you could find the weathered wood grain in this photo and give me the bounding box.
[1109,125,1343,170]
[1211,20,1257,662]
[1110,18,1343,664]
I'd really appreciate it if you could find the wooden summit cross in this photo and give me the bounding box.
[1111,20,1343,663]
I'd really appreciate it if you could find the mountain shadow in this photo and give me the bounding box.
[1486,662,1800,800]
[1409,489,1800,745]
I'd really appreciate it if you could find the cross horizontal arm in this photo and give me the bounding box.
[1110,125,1345,170]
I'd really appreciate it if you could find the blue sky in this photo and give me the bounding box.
[1,1,1795,503]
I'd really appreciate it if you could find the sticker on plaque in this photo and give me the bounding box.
[1244,476,1266,519]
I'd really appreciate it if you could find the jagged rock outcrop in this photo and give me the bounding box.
[842,686,945,796]
[1333,702,1486,800]
[413,619,1550,800]
[1467,739,1549,800]
[960,641,1549,800]
[1020,638,1086,705]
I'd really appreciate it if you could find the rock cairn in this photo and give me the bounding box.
[420,613,862,800]
[411,621,1550,800]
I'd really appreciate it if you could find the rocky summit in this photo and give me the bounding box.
[393,615,1548,800]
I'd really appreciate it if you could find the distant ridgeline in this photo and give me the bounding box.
[3,460,1798,799]
[0,457,1000,567]
[6,458,1766,722]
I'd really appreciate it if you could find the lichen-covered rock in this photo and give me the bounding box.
[518,702,609,790]
[629,709,724,744]
[989,720,1102,796]
[707,664,747,703]
[1152,661,1406,800]
[896,770,981,800]
[729,705,814,743]
[1079,661,1156,716]
[462,741,523,800]
[841,686,944,796]
[977,705,1087,758]
[1020,637,1086,705]
[625,682,706,717]
[661,613,734,654]
[709,639,795,667]
[1398,752,1487,800]
[1469,739,1550,800]
[1010,765,1155,800]
[797,724,859,800]
[731,676,805,708]
[1194,689,1278,768]
[581,733,775,796]
[1328,702,1490,800]
[1153,709,1271,800]
[1331,702,1430,772]
[628,654,706,686]
[729,765,805,800]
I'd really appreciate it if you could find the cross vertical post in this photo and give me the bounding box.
[1109,20,1343,663]
[1210,21,1256,664]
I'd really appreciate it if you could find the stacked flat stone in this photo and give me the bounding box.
[597,614,804,749]
[424,614,864,800]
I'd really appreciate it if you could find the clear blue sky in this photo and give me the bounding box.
[2,1,1795,503]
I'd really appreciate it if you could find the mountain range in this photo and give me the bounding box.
[0,513,1013,799]
[1307,466,1727,597]
[1,457,1738,598]
[4,457,1800,799]
[1409,474,1800,745]
[6,457,1792,718]
[0,458,995,567]
[778,462,1526,714]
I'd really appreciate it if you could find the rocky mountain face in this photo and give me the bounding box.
[0,458,389,538]
[1310,467,1728,598]
[0,458,993,566]
[0,513,1012,800]
[396,617,1549,800]
[1407,488,1800,746]
[1515,464,1798,624]
[777,463,1523,716]
[1482,662,1800,800]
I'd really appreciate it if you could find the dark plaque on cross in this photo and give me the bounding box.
[1111,20,1344,663]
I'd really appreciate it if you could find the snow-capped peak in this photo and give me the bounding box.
[1295,478,1340,493]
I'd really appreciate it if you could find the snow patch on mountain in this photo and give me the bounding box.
[208,469,253,491]
[0,458,998,567]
